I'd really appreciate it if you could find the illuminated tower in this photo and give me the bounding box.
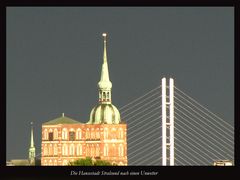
[28,122,36,165]
[162,77,174,166]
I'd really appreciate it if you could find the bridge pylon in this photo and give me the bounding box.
[162,77,174,166]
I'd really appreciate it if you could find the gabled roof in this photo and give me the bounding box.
[43,116,81,125]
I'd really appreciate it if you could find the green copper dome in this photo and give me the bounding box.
[88,104,121,124]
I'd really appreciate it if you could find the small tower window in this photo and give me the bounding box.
[103,92,106,99]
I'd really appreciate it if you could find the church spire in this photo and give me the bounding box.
[28,122,35,165]
[103,33,107,63]
[98,33,112,104]
[30,122,34,147]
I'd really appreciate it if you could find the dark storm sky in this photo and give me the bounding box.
[6,7,234,160]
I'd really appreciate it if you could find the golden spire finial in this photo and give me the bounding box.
[102,33,107,38]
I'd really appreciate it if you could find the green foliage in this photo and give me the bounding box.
[94,159,113,166]
[69,157,93,166]
[69,157,114,166]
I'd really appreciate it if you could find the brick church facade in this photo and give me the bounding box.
[41,33,127,166]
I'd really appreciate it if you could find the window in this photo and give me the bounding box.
[104,128,108,139]
[76,128,82,140]
[112,144,116,156]
[62,128,68,140]
[119,128,123,139]
[54,145,58,156]
[70,144,75,156]
[96,145,100,157]
[54,129,58,140]
[69,131,75,141]
[91,131,95,139]
[90,146,94,156]
[86,129,90,139]
[86,145,90,156]
[62,144,68,156]
[96,130,100,139]
[104,144,108,156]
[49,145,53,155]
[44,129,48,140]
[76,144,82,156]
[49,132,53,141]
[119,144,124,157]
[44,146,48,156]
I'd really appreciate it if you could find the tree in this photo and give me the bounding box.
[68,157,114,166]
[69,157,93,166]
[94,159,113,166]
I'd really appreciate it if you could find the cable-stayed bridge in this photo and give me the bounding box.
[120,78,234,166]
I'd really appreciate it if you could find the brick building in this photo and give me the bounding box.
[41,33,127,166]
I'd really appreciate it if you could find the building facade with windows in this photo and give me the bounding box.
[41,33,127,166]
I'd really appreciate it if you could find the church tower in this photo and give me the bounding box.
[28,122,36,165]
[88,33,121,124]
[41,33,127,166]
[86,33,127,165]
